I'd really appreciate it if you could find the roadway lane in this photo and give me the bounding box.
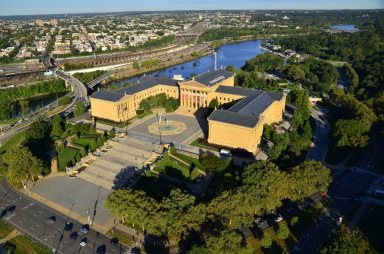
[306,107,330,162]
[0,181,127,254]
[293,128,380,253]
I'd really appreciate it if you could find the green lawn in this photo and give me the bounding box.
[357,205,384,252]
[57,147,80,170]
[0,221,50,254]
[0,116,22,126]
[190,138,219,152]
[76,137,96,147]
[155,153,200,182]
[8,235,51,254]
[0,220,13,238]
[0,130,27,154]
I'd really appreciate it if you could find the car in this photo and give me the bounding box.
[80,224,89,234]
[274,215,283,223]
[47,216,56,224]
[70,231,78,240]
[80,238,87,247]
[110,237,119,245]
[64,222,73,231]
[254,217,264,224]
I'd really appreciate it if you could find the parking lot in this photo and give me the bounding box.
[33,176,112,225]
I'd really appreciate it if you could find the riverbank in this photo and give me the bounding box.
[103,45,214,85]
[104,40,267,87]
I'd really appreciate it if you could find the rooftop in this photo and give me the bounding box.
[193,69,234,87]
[208,109,260,128]
[90,76,178,102]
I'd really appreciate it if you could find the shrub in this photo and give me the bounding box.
[277,224,290,240]
[260,235,272,248]
[80,148,87,157]
[290,216,299,226]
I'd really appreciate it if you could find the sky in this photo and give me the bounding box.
[0,0,383,16]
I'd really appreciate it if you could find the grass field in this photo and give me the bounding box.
[155,152,200,182]
[190,138,219,152]
[0,220,13,238]
[57,147,80,170]
[0,130,27,154]
[0,221,50,254]
[8,235,51,254]
[76,137,96,147]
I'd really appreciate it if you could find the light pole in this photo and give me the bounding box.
[156,113,162,145]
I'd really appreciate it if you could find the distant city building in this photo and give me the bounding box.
[35,19,44,27]
[51,19,58,26]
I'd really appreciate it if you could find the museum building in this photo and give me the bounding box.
[90,69,286,154]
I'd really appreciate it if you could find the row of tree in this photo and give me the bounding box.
[105,160,331,251]
[73,70,105,84]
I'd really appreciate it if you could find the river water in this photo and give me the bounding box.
[114,40,266,87]
[331,24,359,31]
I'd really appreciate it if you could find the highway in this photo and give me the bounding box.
[0,69,88,144]
[293,127,382,253]
[0,180,128,254]
[55,70,88,102]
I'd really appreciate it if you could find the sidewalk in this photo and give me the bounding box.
[348,203,367,229]
[0,229,21,244]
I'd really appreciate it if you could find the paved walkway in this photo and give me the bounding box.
[348,203,368,229]
[0,229,21,244]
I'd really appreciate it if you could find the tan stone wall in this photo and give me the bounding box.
[259,95,286,126]
[207,94,286,154]
[91,84,179,122]
[208,120,263,154]
[214,92,245,105]
[90,98,120,121]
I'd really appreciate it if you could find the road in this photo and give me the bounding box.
[0,69,91,144]
[293,127,382,253]
[306,106,330,162]
[0,180,128,254]
[55,70,88,102]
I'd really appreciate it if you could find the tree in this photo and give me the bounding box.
[289,161,332,200]
[132,60,140,69]
[209,98,219,109]
[109,128,116,138]
[344,64,359,90]
[3,146,43,184]
[26,117,51,141]
[260,234,272,249]
[59,96,71,106]
[285,64,305,81]
[51,115,64,138]
[0,98,16,120]
[321,225,370,254]
[74,101,86,117]
[19,100,29,117]
[206,231,245,254]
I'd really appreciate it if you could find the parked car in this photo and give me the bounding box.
[274,214,283,223]
[80,238,87,246]
[80,224,89,234]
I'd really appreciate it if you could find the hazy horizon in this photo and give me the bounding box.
[1,0,383,16]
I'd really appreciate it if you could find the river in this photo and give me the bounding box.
[114,40,266,87]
